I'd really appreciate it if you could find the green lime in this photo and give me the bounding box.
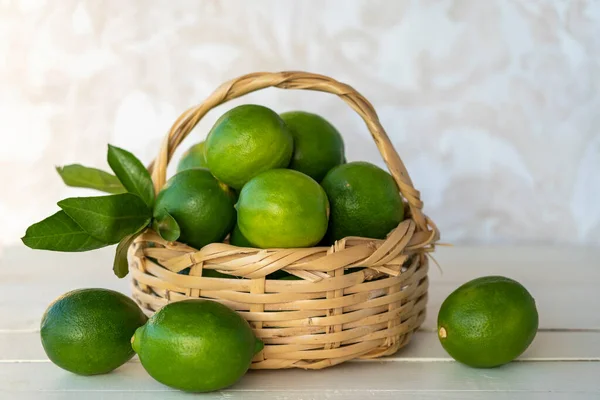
[154,168,236,249]
[438,276,539,368]
[320,161,404,243]
[132,300,263,392]
[176,141,207,172]
[280,111,345,182]
[40,288,147,375]
[229,224,255,248]
[205,105,293,190]
[237,169,329,248]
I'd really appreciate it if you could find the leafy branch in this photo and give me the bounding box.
[23,145,180,278]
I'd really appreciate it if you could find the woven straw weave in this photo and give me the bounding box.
[129,71,440,370]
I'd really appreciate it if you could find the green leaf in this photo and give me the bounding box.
[56,164,126,194]
[21,210,108,252]
[107,145,155,208]
[58,193,151,244]
[152,210,181,242]
[113,228,145,278]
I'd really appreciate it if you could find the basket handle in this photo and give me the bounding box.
[150,71,428,232]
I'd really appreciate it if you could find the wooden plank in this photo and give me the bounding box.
[424,245,600,331]
[0,246,129,330]
[395,330,600,361]
[1,246,599,398]
[424,283,600,331]
[0,361,598,396]
[2,330,598,362]
[428,245,600,284]
[0,391,594,400]
[1,245,598,331]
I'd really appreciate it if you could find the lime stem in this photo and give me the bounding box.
[439,327,447,339]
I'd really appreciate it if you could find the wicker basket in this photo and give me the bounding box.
[129,71,440,370]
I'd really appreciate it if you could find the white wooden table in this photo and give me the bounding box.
[1,245,599,399]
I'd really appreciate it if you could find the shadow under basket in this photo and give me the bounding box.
[129,71,440,370]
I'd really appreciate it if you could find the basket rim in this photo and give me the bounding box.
[131,215,437,281]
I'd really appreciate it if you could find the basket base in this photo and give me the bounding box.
[129,234,430,370]
[247,309,425,370]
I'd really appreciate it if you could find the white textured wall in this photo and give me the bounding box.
[1,0,599,247]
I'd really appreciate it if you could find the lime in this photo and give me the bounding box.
[154,168,236,249]
[320,161,404,243]
[176,141,207,172]
[132,299,263,392]
[229,224,255,248]
[438,276,539,368]
[280,111,345,182]
[205,105,293,190]
[40,288,147,375]
[237,169,329,248]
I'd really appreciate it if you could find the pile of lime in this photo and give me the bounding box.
[173,104,405,251]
